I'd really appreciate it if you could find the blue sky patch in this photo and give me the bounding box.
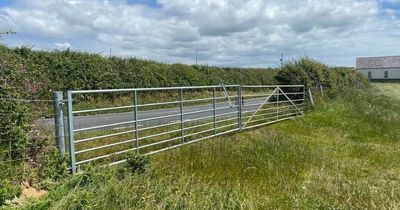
[126,0,162,8]
[0,0,12,7]
[381,1,400,10]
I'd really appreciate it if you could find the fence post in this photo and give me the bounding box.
[320,85,324,98]
[134,90,139,153]
[180,88,184,142]
[53,92,65,156]
[307,88,314,106]
[213,87,217,134]
[67,91,77,174]
[237,85,242,131]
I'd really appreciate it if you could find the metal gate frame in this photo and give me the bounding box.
[60,84,305,173]
[241,86,304,130]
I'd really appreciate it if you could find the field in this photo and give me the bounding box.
[373,83,400,100]
[17,83,400,209]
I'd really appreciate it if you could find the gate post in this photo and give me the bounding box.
[67,91,77,174]
[53,92,65,156]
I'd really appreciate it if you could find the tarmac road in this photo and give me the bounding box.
[40,97,277,131]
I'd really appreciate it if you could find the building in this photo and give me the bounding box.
[355,56,400,81]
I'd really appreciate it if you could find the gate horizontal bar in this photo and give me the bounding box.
[183,117,237,131]
[139,136,182,149]
[242,92,304,98]
[182,110,238,123]
[242,116,297,130]
[241,104,303,114]
[241,99,304,108]
[138,129,181,141]
[242,108,301,120]
[73,105,136,114]
[75,120,136,132]
[144,129,240,156]
[138,121,181,132]
[75,138,137,155]
[71,85,240,94]
[75,130,136,144]
[241,85,304,88]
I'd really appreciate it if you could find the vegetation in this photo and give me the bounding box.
[19,85,400,209]
[276,57,367,97]
[126,152,150,174]
[0,179,21,206]
[0,45,278,100]
[3,44,393,209]
[373,83,400,100]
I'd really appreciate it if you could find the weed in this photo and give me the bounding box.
[126,153,150,174]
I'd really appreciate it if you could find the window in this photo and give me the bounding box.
[368,71,372,79]
[384,71,389,79]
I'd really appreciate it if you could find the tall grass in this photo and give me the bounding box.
[18,86,400,209]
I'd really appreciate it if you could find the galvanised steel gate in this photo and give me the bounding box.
[62,84,305,173]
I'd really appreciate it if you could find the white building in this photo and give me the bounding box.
[355,56,400,81]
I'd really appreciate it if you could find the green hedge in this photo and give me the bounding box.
[276,57,368,97]
[0,45,278,100]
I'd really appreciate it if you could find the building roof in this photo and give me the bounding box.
[356,56,400,69]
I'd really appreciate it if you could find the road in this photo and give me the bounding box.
[40,97,282,131]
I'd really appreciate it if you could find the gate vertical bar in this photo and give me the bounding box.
[180,88,184,142]
[53,92,65,155]
[237,85,242,131]
[302,86,306,115]
[276,88,279,120]
[213,87,217,134]
[133,90,139,153]
[67,91,76,174]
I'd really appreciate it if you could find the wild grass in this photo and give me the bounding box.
[72,93,302,168]
[373,82,400,100]
[15,86,400,209]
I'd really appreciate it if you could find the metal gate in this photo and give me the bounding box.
[59,84,305,173]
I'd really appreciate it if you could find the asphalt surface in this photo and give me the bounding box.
[40,97,275,131]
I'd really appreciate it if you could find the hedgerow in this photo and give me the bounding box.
[276,57,368,97]
[1,45,278,99]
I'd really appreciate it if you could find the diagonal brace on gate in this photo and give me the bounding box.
[221,83,234,108]
[242,87,278,128]
[277,87,304,115]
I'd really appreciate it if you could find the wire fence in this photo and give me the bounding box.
[0,97,58,179]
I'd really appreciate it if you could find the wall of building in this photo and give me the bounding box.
[356,68,400,80]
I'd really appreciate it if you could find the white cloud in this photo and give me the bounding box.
[0,0,399,67]
[54,42,72,49]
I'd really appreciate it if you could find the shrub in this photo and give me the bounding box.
[276,57,369,98]
[276,57,330,88]
[40,148,68,182]
[0,87,30,159]
[0,179,21,206]
[126,153,150,174]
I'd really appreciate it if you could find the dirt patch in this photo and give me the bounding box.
[21,181,48,199]
[10,181,48,206]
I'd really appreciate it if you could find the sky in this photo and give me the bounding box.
[0,0,399,67]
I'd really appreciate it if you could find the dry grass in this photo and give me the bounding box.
[373,82,400,100]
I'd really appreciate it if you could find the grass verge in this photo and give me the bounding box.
[13,86,400,209]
